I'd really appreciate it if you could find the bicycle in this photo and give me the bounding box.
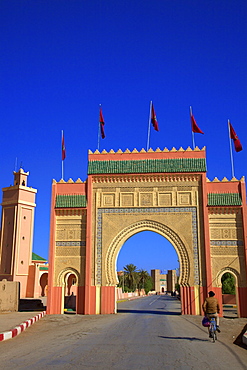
[209,317,217,342]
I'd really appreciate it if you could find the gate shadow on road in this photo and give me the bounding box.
[117,309,181,315]
[158,336,208,342]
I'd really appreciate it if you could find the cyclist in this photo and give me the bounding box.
[202,291,221,337]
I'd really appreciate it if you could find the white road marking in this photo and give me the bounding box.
[149,296,161,305]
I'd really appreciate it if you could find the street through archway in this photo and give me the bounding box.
[117,294,181,315]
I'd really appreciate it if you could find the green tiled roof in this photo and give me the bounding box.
[88,158,207,174]
[55,194,87,208]
[208,193,242,206]
[32,252,47,262]
[39,266,48,271]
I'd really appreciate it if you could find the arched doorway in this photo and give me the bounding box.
[116,230,179,296]
[106,221,189,285]
[57,268,79,314]
[104,219,198,315]
[218,269,239,318]
[40,272,48,297]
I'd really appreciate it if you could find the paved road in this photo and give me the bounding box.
[0,295,246,369]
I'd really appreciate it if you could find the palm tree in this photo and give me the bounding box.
[117,271,125,291]
[123,263,138,291]
[138,269,149,291]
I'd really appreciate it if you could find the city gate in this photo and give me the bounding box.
[47,147,247,317]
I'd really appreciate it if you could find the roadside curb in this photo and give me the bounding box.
[117,295,146,303]
[0,311,46,342]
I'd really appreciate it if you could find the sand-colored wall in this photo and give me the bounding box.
[0,280,19,312]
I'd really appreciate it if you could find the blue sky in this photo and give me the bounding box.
[0,1,246,274]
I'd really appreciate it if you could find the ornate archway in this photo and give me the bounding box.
[57,268,80,314]
[57,267,80,287]
[216,267,240,288]
[105,220,189,286]
[47,147,247,317]
[216,267,240,317]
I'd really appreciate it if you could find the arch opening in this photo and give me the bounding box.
[105,220,190,289]
[117,231,180,296]
[57,268,79,314]
[104,219,196,315]
[219,270,239,318]
[39,272,48,297]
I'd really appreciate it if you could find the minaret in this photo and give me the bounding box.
[0,168,37,298]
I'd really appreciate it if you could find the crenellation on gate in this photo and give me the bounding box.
[207,176,244,182]
[55,178,86,184]
[88,146,206,155]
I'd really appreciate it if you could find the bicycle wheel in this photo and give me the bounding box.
[212,331,216,342]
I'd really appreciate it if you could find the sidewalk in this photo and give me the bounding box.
[0,311,46,341]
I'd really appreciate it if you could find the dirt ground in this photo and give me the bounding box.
[36,309,247,350]
[184,313,247,349]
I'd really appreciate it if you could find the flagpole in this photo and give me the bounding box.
[192,132,195,150]
[190,106,195,149]
[97,104,101,151]
[15,157,17,172]
[146,101,152,151]
[61,130,64,180]
[97,121,101,151]
[228,120,235,178]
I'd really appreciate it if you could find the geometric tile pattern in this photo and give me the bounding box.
[56,241,86,246]
[210,240,243,246]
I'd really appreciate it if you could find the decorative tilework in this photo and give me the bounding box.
[39,266,48,271]
[55,194,87,208]
[56,241,86,247]
[210,240,243,246]
[208,193,242,206]
[96,207,200,285]
[88,158,206,174]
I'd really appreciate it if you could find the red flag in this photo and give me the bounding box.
[190,112,204,134]
[229,122,242,152]
[151,103,159,131]
[99,107,105,139]
[62,131,66,160]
